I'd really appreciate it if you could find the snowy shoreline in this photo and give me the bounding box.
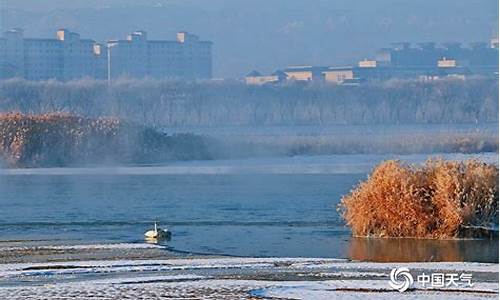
[0,256,497,299]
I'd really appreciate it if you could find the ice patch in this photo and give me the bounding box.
[251,280,499,300]
[86,274,205,284]
[0,257,339,279]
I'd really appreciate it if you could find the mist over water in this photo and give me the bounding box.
[0,152,497,261]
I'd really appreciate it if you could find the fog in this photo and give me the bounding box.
[1,78,497,126]
[1,0,498,77]
[0,78,497,167]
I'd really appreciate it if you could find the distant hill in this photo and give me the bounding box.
[1,0,497,77]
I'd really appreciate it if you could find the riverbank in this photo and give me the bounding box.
[0,254,497,299]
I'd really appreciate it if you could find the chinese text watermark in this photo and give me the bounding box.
[389,267,474,292]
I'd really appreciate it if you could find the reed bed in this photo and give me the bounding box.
[0,112,213,167]
[339,159,498,239]
[223,132,498,157]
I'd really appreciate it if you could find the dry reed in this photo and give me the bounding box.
[0,112,213,167]
[339,159,498,239]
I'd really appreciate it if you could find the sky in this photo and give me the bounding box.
[1,0,498,78]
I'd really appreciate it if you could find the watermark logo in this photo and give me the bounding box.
[389,267,475,292]
[389,267,414,292]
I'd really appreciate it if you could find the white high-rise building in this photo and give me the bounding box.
[0,29,212,81]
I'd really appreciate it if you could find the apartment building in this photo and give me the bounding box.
[0,28,212,81]
[246,39,498,85]
[108,31,212,80]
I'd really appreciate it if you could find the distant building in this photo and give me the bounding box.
[0,28,212,81]
[372,41,498,77]
[322,67,353,84]
[358,59,377,68]
[437,57,457,68]
[491,37,499,49]
[245,70,286,85]
[0,28,104,80]
[347,41,496,81]
[244,38,498,85]
[108,31,212,80]
[283,66,328,82]
[1,28,26,79]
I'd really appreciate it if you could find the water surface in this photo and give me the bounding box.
[0,154,497,262]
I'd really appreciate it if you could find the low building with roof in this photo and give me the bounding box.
[245,70,287,85]
[322,66,354,84]
[283,65,328,82]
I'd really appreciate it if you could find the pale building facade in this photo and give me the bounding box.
[358,59,377,68]
[0,28,212,81]
[107,30,212,80]
[437,57,457,68]
[323,67,354,84]
[245,70,286,85]
[283,66,327,81]
[0,28,103,80]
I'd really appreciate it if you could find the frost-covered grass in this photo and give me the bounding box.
[219,131,498,157]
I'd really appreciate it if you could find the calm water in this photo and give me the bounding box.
[0,154,497,262]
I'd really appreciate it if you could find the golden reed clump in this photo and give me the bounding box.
[339,159,498,239]
[0,112,122,167]
[0,112,214,168]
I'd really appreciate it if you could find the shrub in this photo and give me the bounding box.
[339,159,499,238]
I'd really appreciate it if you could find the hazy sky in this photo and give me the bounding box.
[1,0,498,78]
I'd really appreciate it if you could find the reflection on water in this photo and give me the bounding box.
[348,237,499,263]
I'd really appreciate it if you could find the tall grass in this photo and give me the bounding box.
[339,159,498,239]
[0,112,215,167]
[220,132,498,157]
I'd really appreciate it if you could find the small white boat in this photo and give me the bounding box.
[144,222,171,240]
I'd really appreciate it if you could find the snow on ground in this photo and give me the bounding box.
[0,257,495,277]
[251,280,499,300]
[0,257,340,278]
[293,260,499,273]
[0,257,497,299]
[0,278,497,299]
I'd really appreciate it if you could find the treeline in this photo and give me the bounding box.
[0,78,497,126]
